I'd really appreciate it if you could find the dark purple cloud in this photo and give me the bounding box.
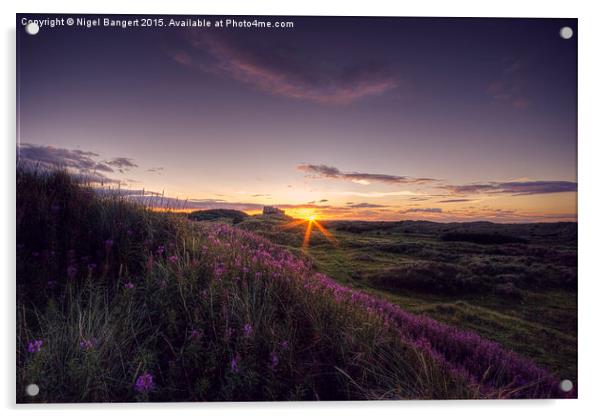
[298,163,436,185]
[16,143,129,184]
[105,157,138,173]
[169,34,399,105]
[18,143,109,172]
[444,181,577,196]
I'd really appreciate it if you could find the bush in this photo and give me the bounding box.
[441,232,528,245]
[367,261,484,295]
[189,209,249,224]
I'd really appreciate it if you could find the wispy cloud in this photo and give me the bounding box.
[443,181,577,196]
[337,190,420,198]
[104,157,138,173]
[106,189,265,211]
[347,202,386,208]
[168,34,399,105]
[298,164,436,185]
[400,207,443,214]
[438,198,474,203]
[486,58,529,109]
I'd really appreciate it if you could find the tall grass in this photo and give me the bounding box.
[16,168,572,402]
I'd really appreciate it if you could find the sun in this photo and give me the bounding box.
[280,209,336,250]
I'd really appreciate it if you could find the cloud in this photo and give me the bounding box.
[17,143,131,184]
[486,58,529,109]
[71,172,120,184]
[400,207,443,214]
[347,202,386,208]
[438,198,474,203]
[298,164,435,185]
[147,167,164,174]
[104,157,138,173]
[443,181,577,196]
[169,34,399,105]
[105,188,265,211]
[276,203,332,209]
[338,190,419,198]
[18,143,104,171]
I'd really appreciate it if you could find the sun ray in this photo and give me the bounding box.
[302,220,313,250]
[281,219,307,230]
[313,220,338,245]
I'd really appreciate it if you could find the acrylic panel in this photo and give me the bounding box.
[16,14,577,402]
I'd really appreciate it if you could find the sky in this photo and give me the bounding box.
[17,15,577,222]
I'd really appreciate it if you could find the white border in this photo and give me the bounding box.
[2,1,601,417]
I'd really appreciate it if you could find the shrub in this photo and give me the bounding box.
[367,261,483,295]
[441,232,528,245]
[189,209,249,224]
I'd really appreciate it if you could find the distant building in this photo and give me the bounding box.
[262,206,286,216]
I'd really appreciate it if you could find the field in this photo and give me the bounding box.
[16,170,576,402]
[235,216,577,382]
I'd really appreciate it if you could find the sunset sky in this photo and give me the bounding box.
[17,15,577,222]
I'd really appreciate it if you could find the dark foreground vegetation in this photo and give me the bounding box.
[16,169,575,402]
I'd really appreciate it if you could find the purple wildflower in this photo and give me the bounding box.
[168,255,178,263]
[243,323,253,337]
[214,264,225,279]
[156,245,165,255]
[268,352,279,370]
[79,338,97,350]
[230,354,240,373]
[104,239,114,250]
[27,339,43,353]
[134,372,155,393]
[124,282,135,290]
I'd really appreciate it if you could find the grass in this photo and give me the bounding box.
[16,168,573,402]
[237,214,577,383]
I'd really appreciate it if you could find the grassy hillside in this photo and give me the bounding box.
[16,169,571,402]
[235,216,577,382]
[188,209,249,224]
